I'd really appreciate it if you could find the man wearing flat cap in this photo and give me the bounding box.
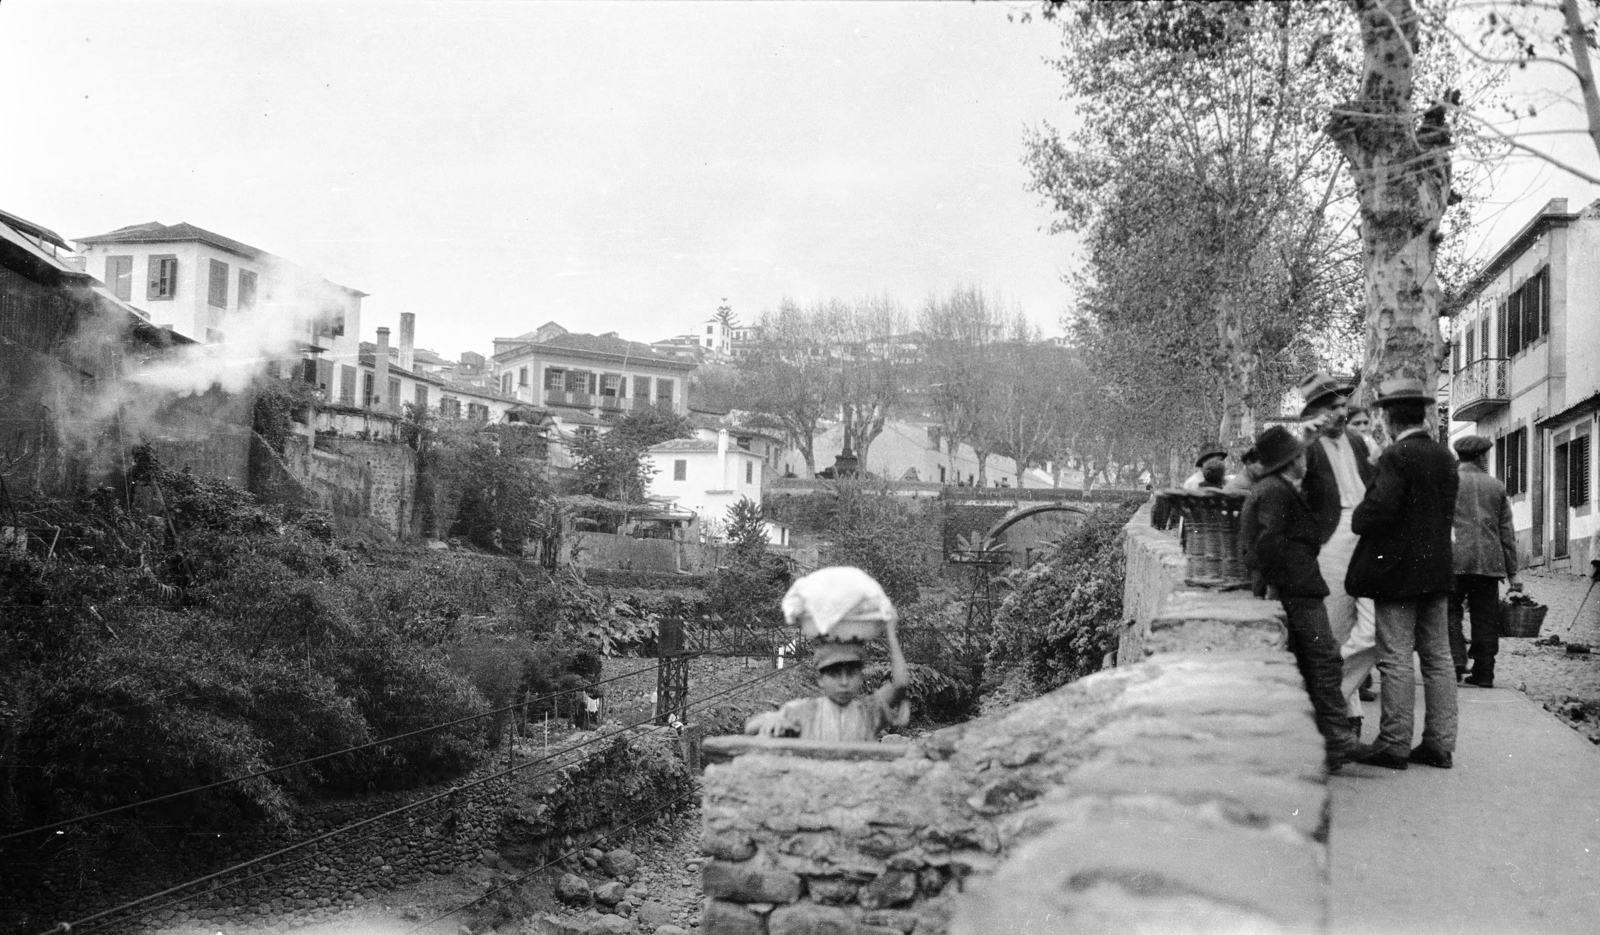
[1296,371,1379,729]
[1449,434,1520,688]
[1348,378,1460,770]
[1240,425,1371,770]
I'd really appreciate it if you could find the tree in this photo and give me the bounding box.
[919,286,1002,485]
[1326,0,1457,400]
[985,320,1080,488]
[1028,1,1366,448]
[743,300,837,477]
[705,496,792,630]
[566,408,691,503]
[831,295,911,466]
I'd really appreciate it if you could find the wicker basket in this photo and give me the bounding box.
[1498,599,1548,638]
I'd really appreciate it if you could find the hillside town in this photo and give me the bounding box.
[4,4,1600,935]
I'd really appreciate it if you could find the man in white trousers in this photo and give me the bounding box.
[1297,372,1380,733]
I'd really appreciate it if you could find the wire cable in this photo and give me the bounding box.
[2,658,672,844]
[35,662,791,935]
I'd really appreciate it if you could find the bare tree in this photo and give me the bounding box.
[744,300,837,477]
[918,285,1002,485]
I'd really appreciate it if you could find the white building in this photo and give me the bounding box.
[492,321,696,419]
[1448,198,1598,573]
[74,222,365,382]
[645,430,785,542]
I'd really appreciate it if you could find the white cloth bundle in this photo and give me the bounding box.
[781,566,896,640]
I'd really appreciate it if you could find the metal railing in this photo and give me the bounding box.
[1451,357,1508,418]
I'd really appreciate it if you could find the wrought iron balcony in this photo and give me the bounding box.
[1451,357,1508,422]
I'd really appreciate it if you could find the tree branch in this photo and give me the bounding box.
[1563,0,1600,162]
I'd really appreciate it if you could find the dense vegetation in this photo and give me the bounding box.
[0,449,673,843]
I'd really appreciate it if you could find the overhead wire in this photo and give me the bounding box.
[1,658,673,844]
[36,662,792,935]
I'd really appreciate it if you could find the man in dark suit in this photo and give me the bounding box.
[1348,378,1461,770]
[1242,425,1371,770]
[1296,371,1381,730]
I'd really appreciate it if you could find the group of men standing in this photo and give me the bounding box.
[1232,371,1521,771]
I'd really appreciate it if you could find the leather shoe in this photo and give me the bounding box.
[1328,741,1376,771]
[1464,674,1494,688]
[1408,745,1453,769]
[1357,748,1409,770]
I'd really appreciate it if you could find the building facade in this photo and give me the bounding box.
[644,431,766,533]
[74,223,365,376]
[1448,198,1598,573]
[492,322,696,419]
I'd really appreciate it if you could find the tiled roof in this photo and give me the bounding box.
[648,438,719,452]
[73,221,367,297]
[497,328,692,368]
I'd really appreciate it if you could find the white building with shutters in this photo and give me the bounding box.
[1447,198,1599,574]
[74,222,365,389]
[644,431,779,541]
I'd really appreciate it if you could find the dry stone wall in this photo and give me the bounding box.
[698,500,1331,935]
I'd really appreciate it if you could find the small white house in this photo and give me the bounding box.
[645,430,767,537]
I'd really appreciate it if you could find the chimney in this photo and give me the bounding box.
[375,327,391,411]
[717,429,730,490]
[399,312,416,372]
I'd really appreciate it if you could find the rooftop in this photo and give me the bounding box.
[648,438,720,453]
[495,326,693,368]
[73,221,369,297]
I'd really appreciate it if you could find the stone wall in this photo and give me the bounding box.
[697,503,1332,934]
[301,436,418,539]
[573,532,683,574]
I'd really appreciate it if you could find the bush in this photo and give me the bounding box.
[982,501,1138,708]
[821,480,939,608]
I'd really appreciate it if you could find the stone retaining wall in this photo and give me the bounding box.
[697,501,1332,934]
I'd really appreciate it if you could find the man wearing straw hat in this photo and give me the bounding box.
[1296,370,1380,732]
[1240,425,1371,770]
[1348,377,1460,770]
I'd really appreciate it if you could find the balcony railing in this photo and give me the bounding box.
[1451,357,1508,422]
[542,388,676,414]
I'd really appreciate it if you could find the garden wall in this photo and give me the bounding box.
[697,499,1330,934]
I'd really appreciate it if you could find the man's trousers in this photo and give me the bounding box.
[1373,594,1458,757]
[1281,596,1359,751]
[1449,574,1501,679]
[1318,507,1378,715]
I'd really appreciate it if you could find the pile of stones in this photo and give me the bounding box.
[524,846,696,935]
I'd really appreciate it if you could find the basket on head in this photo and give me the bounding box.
[781,566,895,642]
[1498,599,1548,638]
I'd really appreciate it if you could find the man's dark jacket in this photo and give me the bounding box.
[1346,432,1460,599]
[1302,432,1377,542]
[1242,473,1328,598]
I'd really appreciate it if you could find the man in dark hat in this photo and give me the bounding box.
[1348,378,1461,770]
[1295,370,1380,732]
[1241,425,1371,770]
[1182,441,1230,491]
[1449,434,1521,688]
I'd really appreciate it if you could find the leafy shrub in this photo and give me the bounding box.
[821,480,939,608]
[982,501,1138,708]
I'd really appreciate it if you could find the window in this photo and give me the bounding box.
[1464,328,1475,364]
[544,368,565,390]
[238,269,258,310]
[745,461,753,484]
[656,378,674,404]
[518,367,529,387]
[502,373,513,394]
[1480,316,1491,361]
[633,376,651,399]
[414,384,429,411]
[441,397,461,418]
[208,259,229,307]
[600,373,622,397]
[1452,335,1461,373]
[388,378,401,411]
[146,255,177,300]
[316,359,333,391]
[707,325,714,334]
[1571,433,1592,508]
[565,369,591,393]
[302,359,318,385]
[1496,428,1528,496]
[363,372,376,406]
[340,365,357,405]
[1502,266,1551,356]
[673,459,687,481]
[467,402,488,422]
[106,255,133,300]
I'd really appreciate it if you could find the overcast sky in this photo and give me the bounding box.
[2,1,1595,361]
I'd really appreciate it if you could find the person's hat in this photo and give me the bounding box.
[1297,371,1355,416]
[1453,434,1493,459]
[1253,425,1305,476]
[1371,376,1433,407]
[1240,446,1260,466]
[813,641,867,671]
[1194,441,1229,467]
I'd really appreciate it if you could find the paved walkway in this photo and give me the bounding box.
[1330,684,1600,935]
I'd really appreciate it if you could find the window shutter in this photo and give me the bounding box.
[1497,299,1507,357]
[208,259,229,307]
[1573,434,1592,507]
[1539,266,1551,338]
[1495,436,1506,481]
[1452,336,1461,373]
[1480,318,1490,359]
[238,269,257,309]
[147,256,163,300]
[1465,330,1474,364]
[1507,290,1522,354]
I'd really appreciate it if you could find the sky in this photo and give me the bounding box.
[1,1,1596,362]
[0,0,1074,358]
